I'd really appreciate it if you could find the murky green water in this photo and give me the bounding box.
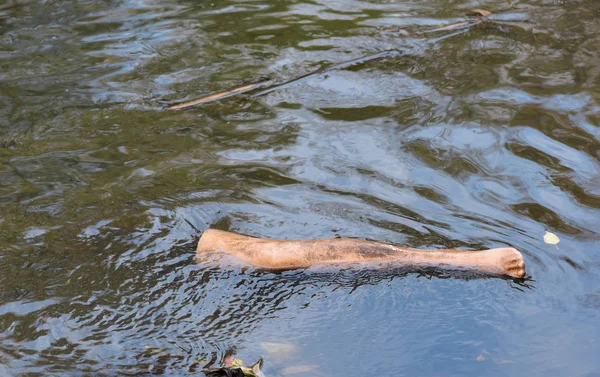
[1,0,599,376]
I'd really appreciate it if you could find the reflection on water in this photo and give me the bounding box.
[1,0,599,375]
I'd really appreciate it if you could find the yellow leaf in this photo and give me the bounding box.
[232,359,244,367]
[543,231,560,246]
[223,355,244,368]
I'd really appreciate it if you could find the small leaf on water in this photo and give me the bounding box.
[241,359,265,377]
[468,9,492,17]
[223,355,244,368]
[543,231,560,246]
[240,367,256,376]
[231,359,244,368]
[203,358,264,377]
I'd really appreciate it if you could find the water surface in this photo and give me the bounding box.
[1,0,599,376]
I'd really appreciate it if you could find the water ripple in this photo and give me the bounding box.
[0,0,599,375]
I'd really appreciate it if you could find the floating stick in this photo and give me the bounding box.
[251,50,403,98]
[167,80,271,110]
[167,10,494,109]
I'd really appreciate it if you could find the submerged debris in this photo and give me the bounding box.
[167,51,400,109]
[167,80,271,110]
[203,358,265,377]
[166,8,496,110]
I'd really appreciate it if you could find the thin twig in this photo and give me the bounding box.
[167,337,192,354]
[418,20,480,34]
[167,11,495,109]
[167,80,271,110]
[252,50,403,98]
[166,50,401,109]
